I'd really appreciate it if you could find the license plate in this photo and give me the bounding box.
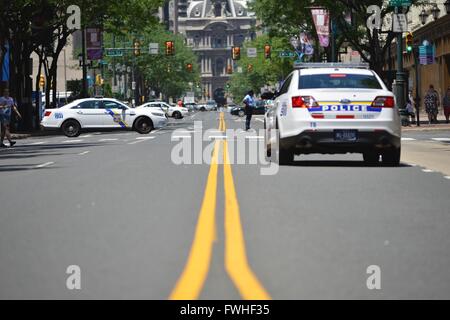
[334,130,357,141]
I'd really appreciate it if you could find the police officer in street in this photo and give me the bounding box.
[242,90,255,131]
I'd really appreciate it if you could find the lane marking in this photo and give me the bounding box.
[78,151,90,155]
[99,138,119,142]
[83,134,93,138]
[401,137,416,141]
[169,140,220,300]
[422,169,434,173]
[444,176,450,180]
[61,139,83,143]
[246,136,264,140]
[172,135,192,139]
[35,162,54,168]
[136,136,155,140]
[222,112,271,300]
[127,140,145,145]
[432,138,450,142]
[255,118,264,123]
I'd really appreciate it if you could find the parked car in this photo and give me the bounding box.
[230,100,268,117]
[41,98,168,137]
[138,101,189,119]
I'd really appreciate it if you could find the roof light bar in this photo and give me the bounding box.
[294,62,370,70]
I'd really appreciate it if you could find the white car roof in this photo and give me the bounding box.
[60,98,124,109]
[299,68,375,76]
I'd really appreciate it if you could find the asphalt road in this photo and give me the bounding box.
[1,111,450,299]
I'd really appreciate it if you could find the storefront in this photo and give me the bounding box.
[404,14,450,102]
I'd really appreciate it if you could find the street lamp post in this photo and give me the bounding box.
[395,6,406,110]
[431,4,441,20]
[80,28,88,98]
[445,0,450,14]
[419,9,428,25]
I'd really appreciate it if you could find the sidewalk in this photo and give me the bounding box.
[403,113,450,132]
[10,129,59,140]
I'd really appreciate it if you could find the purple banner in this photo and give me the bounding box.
[311,9,330,48]
[1,41,10,81]
[86,28,103,61]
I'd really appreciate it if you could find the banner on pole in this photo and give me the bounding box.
[311,9,330,48]
[1,41,10,82]
[86,28,103,60]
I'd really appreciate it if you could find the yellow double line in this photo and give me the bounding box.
[170,112,270,300]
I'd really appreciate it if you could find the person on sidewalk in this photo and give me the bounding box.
[424,85,440,124]
[242,90,255,131]
[405,93,415,126]
[0,88,22,147]
[443,86,450,124]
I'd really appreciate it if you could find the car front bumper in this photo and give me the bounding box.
[153,117,168,128]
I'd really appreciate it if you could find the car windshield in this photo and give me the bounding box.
[299,73,382,89]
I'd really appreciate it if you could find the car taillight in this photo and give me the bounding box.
[44,111,52,117]
[371,96,395,108]
[292,96,319,108]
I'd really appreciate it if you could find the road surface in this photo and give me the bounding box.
[1,111,450,299]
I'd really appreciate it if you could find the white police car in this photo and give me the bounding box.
[265,63,401,165]
[41,98,168,137]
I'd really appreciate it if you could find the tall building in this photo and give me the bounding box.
[169,0,256,102]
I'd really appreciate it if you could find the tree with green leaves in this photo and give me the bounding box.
[229,35,293,100]
[102,24,200,101]
[251,0,424,74]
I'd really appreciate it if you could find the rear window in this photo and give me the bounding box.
[299,73,382,89]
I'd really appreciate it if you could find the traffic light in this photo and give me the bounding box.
[39,74,45,88]
[226,64,233,74]
[406,32,413,53]
[186,63,193,72]
[264,44,271,59]
[165,41,174,55]
[232,46,241,60]
[247,64,253,72]
[133,39,141,56]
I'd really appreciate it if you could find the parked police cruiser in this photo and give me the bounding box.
[264,63,401,165]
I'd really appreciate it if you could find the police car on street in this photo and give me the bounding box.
[264,63,401,165]
[41,98,168,137]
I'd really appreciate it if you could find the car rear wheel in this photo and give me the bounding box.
[382,147,401,166]
[200,107,206,112]
[238,110,245,117]
[135,117,153,134]
[363,151,380,165]
[274,124,293,165]
[61,119,81,137]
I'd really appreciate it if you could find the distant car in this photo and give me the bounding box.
[41,98,168,137]
[264,63,401,165]
[196,103,215,112]
[139,101,188,119]
[230,100,268,117]
[184,102,197,111]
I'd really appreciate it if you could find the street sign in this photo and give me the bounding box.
[393,14,408,32]
[419,45,434,65]
[149,43,159,55]
[389,0,412,7]
[247,48,257,58]
[279,51,296,58]
[105,48,123,57]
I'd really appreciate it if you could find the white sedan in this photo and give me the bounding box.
[41,98,168,137]
[138,101,188,119]
[265,63,401,165]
